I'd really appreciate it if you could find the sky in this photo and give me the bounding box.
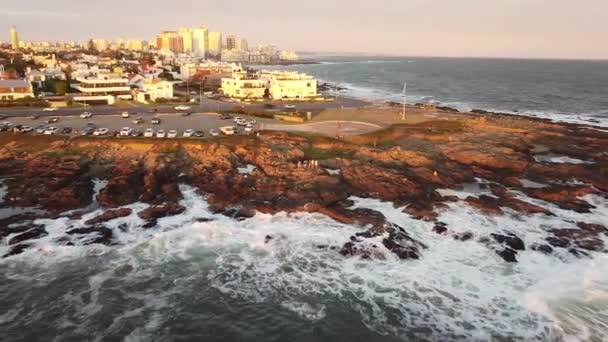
[2,0,608,59]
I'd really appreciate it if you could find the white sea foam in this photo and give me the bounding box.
[534,154,594,165]
[1,184,607,340]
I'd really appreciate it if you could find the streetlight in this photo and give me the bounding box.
[402,82,407,120]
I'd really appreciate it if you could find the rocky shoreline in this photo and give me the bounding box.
[0,112,606,261]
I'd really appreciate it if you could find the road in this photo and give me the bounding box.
[0,96,369,118]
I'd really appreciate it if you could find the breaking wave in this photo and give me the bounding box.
[1,185,607,341]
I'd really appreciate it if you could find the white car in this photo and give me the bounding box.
[156,129,166,138]
[183,129,194,137]
[121,112,130,118]
[175,105,191,111]
[209,128,220,137]
[80,112,92,119]
[248,119,257,125]
[93,128,109,136]
[233,116,243,123]
[144,128,154,137]
[235,118,248,126]
[21,126,34,133]
[284,104,296,110]
[43,107,58,112]
[167,130,178,138]
[220,126,235,135]
[120,127,133,136]
[244,124,253,133]
[44,126,58,135]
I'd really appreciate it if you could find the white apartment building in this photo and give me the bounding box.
[259,70,318,100]
[70,73,132,104]
[220,68,266,99]
[208,32,222,58]
[192,27,208,57]
[179,28,193,53]
[221,67,319,100]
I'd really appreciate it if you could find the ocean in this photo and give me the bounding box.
[276,55,608,127]
[1,183,608,341]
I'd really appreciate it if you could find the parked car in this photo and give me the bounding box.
[209,128,220,137]
[44,127,58,135]
[156,130,166,138]
[93,128,109,136]
[263,103,275,109]
[121,112,130,118]
[284,104,296,110]
[61,127,73,134]
[35,125,47,134]
[167,130,178,138]
[131,130,142,137]
[219,126,235,135]
[46,117,59,124]
[81,127,95,136]
[183,129,194,137]
[248,119,257,125]
[233,116,243,123]
[22,126,34,133]
[244,124,253,133]
[151,117,161,125]
[43,107,58,112]
[235,118,248,126]
[132,117,144,124]
[175,105,191,111]
[12,125,24,133]
[80,112,93,119]
[0,121,13,131]
[219,114,232,120]
[120,127,133,136]
[144,128,154,137]
[194,130,205,137]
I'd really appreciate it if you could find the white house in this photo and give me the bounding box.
[0,79,35,101]
[132,78,174,103]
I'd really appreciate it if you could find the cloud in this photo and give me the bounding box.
[0,8,81,18]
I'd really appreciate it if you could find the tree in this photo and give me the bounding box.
[45,78,68,95]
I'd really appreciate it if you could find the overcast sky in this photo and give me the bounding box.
[2,0,608,59]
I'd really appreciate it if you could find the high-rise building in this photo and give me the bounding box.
[192,27,208,57]
[236,38,249,52]
[156,31,184,53]
[179,28,193,53]
[94,39,108,51]
[10,25,19,50]
[208,32,222,58]
[226,35,236,50]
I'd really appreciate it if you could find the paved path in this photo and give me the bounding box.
[263,120,382,135]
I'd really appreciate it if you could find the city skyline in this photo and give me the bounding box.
[2,0,608,60]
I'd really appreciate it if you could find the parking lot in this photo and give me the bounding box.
[1,112,270,138]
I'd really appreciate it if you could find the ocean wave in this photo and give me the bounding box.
[1,184,607,340]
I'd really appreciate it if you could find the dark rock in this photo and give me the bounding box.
[531,243,553,254]
[497,248,518,262]
[453,232,474,241]
[432,222,448,235]
[546,236,570,248]
[8,226,47,245]
[67,225,114,245]
[85,208,132,225]
[138,203,186,221]
[2,243,32,258]
[491,233,525,251]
